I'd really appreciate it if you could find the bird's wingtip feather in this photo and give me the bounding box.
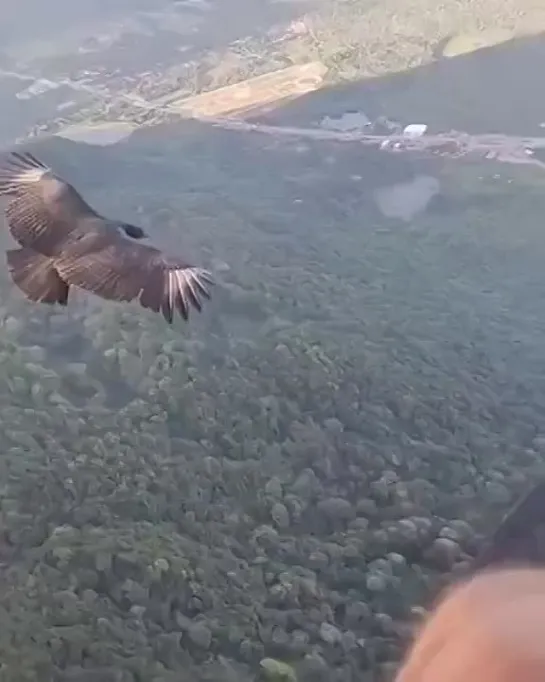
[139,265,215,324]
[0,150,51,196]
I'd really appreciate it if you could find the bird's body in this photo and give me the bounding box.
[0,151,214,323]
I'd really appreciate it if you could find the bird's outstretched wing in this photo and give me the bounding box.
[472,480,545,572]
[55,231,214,323]
[0,151,100,255]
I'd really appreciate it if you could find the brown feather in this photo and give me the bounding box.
[0,151,101,256]
[6,246,69,305]
[55,232,213,323]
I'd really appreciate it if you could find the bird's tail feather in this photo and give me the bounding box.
[6,247,69,305]
[0,151,50,197]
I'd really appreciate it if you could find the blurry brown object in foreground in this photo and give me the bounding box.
[395,567,545,682]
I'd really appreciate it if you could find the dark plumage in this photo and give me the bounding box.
[472,480,545,572]
[0,151,214,323]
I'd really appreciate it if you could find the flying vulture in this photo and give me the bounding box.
[0,151,214,323]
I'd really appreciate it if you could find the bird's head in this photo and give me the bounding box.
[121,222,148,240]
